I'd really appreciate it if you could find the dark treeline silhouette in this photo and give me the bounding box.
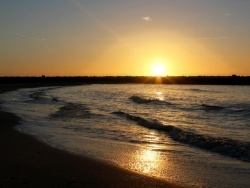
[0,75,250,85]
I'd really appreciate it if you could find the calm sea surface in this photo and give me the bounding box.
[1,84,250,187]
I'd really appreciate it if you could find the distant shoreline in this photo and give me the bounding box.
[1,75,250,85]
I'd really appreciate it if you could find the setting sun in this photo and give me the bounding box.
[152,63,166,77]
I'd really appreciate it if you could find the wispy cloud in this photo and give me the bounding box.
[141,17,152,22]
[7,32,45,41]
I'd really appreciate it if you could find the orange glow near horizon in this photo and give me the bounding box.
[1,1,250,76]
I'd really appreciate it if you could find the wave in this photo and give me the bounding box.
[51,97,59,102]
[201,104,225,111]
[130,95,172,105]
[186,88,220,93]
[29,91,45,100]
[228,103,250,113]
[29,87,61,102]
[188,88,207,92]
[112,111,250,162]
[51,102,94,118]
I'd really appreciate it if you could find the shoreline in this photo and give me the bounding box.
[0,85,178,187]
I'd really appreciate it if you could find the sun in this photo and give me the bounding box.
[152,63,166,77]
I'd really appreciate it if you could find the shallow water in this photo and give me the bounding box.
[1,84,250,187]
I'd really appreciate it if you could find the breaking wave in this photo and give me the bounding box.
[186,88,220,93]
[130,95,172,105]
[188,88,207,92]
[112,111,250,162]
[29,87,60,102]
[201,104,225,111]
[51,102,96,119]
[29,91,46,101]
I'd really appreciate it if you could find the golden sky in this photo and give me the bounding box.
[1,0,250,76]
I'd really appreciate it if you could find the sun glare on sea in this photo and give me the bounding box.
[152,62,167,77]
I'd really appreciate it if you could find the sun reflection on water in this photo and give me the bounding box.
[133,131,164,176]
[145,131,160,143]
[138,148,161,174]
[156,91,164,101]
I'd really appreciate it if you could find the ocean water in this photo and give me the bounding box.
[1,84,250,187]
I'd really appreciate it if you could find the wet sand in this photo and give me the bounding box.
[0,85,177,187]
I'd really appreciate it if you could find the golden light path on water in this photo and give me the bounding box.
[127,130,189,185]
[136,146,161,174]
[156,91,164,101]
[132,131,166,177]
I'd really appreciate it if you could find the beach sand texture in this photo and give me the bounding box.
[0,85,177,188]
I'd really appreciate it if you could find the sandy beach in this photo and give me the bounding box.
[0,85,177,188]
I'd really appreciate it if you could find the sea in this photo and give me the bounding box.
[0,84,250,187]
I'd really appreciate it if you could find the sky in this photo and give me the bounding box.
[1,0,250,76]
